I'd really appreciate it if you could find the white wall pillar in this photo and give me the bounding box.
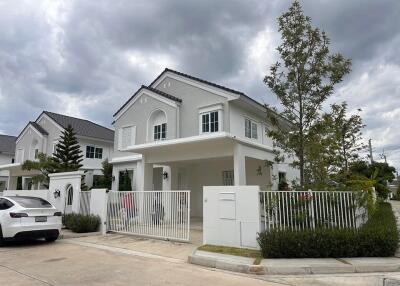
[48,171,84,213]
[233,144,246,185]
[7,176,18,190]
[90,189,108,235]
[142,161,153,191]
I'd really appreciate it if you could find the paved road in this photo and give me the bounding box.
[0,240,277,286]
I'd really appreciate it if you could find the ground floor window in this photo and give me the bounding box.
[222,170,234,186]
[118,170,134,191]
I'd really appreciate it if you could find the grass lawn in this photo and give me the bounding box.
[198,245,262,264]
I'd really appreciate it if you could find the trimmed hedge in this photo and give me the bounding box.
[63,213,101,233]
[257,202,398,258]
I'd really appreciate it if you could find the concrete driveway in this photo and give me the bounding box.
[0,239,276,286]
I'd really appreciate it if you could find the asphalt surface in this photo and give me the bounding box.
[0,239,277,286]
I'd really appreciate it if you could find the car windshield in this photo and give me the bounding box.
[9,196,52,208]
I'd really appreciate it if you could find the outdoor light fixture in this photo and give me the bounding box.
[163,171,168,180]
[53,189,61,199]
[112,175,115,181]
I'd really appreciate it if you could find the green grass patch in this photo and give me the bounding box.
[198,244,261,261]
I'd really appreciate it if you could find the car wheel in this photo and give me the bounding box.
[45,235,58,242]
[0,226,4,247]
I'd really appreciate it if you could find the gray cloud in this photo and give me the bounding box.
[0,0,399,170]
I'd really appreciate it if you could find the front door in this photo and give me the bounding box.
[177,168,187,190]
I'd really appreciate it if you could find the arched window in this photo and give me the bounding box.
[148,110,167,141]
[31,139,39,159]
[66,184,73,206]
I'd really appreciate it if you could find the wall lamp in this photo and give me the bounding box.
[163,171,168,180]
[53,189,61,199]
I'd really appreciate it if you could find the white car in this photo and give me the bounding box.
[0,196,62,245]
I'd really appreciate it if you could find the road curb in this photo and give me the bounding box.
[188,249,400,275]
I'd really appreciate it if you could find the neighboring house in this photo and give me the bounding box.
[0,111,114,190]
[0,134,17,191]
[111,68,299,218]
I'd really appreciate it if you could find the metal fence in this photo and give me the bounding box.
[79,191,91,216]
[107,191,190,242]
[259,190,367,232]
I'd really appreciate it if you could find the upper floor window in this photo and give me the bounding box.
[245,118,258,139]
[86,146,103,159]
[201,111,219,133]
[154,123,167,141]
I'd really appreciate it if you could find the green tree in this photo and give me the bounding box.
[264,0,351,188]
[349,160,396,199]
[324,102,366,173]
[21,153,60,188]
[53,125,83,171]
[94,159,113,189]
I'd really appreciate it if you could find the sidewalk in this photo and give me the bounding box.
[188,249,400,275]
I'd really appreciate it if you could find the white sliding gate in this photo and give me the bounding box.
[107,191,190,242]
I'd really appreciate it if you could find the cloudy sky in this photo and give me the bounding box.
[0,0,399,170]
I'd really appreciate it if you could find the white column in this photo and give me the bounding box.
[233,144,246,186]
[7,176,18,190]
[142,160,153,191]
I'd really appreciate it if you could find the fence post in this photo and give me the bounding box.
[90,189,109,235]
[308,189,316,229]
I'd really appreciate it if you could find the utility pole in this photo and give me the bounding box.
[368,139,373,164]
[381,149,387,164]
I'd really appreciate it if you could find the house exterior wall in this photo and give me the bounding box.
[112,92,177,158]
[78,137,113,171]
[229,101,274,148]
[15,127,46,163]
[155,77,230,137]
[37,116,63,154]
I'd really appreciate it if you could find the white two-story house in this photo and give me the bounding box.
[0,134,16,191]
[0,111,114,190]
[111,68,299,218]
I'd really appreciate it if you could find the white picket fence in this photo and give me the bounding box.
[259,190,367,231]
[79,191,91,216]
[107,191,190,242]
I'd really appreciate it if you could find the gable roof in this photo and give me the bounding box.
[151,68,247,97]
[0,134,16,155]
[30,121,49,135]
[42,111,114,142]
[113,85,182,117]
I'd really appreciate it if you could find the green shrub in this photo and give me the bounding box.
[63,213,101,233]
[257,202,398,258]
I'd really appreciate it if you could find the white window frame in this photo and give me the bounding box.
[222,170,234,186]
[153,123,167,141]
[245,118,258,140]
[198,104,223,135]
[86,145,103,159]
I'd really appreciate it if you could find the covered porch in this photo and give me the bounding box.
[129,133,276,219]
[0,163,41,190]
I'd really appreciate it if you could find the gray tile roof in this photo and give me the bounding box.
[0,134,16,155]
[43,111,114,142]
[113,85,182,117]
[30,122,49,135]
